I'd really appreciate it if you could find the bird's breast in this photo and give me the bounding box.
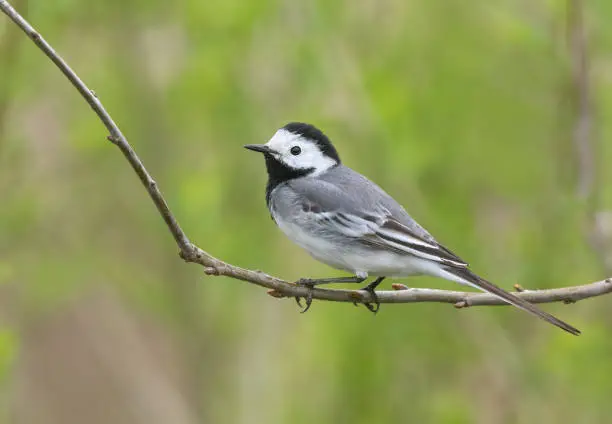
[270,208,426,277]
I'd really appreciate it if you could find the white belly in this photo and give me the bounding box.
[275,219,429,278]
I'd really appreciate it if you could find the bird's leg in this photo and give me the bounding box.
[294,275,367,313]
[358,277,385,314]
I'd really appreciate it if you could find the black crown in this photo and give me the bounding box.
[283,122,341,163]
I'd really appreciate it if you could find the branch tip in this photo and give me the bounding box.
[514,284,525,292]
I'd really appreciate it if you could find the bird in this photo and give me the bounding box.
[244,122,580,335]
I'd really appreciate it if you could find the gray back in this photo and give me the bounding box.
[277,164,437,243]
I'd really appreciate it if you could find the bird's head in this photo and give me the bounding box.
[245,122,340,179]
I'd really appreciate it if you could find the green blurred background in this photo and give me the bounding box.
[1,0,612,423]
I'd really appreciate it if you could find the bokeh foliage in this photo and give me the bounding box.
[1,0,611,423]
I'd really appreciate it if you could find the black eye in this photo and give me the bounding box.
[290,146,301,155]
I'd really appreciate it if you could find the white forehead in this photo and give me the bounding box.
[265,129,304,150]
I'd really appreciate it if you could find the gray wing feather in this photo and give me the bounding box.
[277,165,468,267]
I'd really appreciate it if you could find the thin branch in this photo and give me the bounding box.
[2,0,611,309]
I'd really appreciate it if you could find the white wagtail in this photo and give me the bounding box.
[245,122,580,335]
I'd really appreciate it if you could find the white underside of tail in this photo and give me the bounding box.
[429,266,503,296]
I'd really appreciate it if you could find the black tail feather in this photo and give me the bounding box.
[447,267,580,336]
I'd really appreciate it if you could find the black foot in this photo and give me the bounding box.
[293,276,367,313]
[359,277,385,314]
[294,279,316,313]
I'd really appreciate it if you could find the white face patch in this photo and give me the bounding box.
[265,129,338,176]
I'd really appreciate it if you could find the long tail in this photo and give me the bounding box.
[446,267,580,336]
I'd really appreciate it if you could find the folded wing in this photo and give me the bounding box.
[308,205,468,268]
[287,172,468,268]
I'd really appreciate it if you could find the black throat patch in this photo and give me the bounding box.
[264,153,314,207]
